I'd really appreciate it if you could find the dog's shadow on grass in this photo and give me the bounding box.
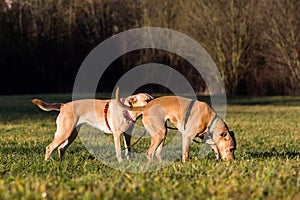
[249,150,300,159]
[1,143,44,156]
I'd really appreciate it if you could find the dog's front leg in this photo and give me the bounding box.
[113,133,123,162]
[123,126,133,160]
[182,135,193,162]
[211,145,220,162]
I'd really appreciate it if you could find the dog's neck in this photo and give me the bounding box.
[203,114,221,144]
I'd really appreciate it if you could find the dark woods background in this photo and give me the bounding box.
[0,0,299,95]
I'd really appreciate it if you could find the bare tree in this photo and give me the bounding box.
[263,0,300,94]
[180,0,262,94]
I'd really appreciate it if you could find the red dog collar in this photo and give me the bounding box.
[104,99,134,132]
[104,101,112,131]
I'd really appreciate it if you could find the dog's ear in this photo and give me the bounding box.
[229,131,235,137]
[128,96,137,105]
[145,94,154,102]
[229,130,237,147]
[220,132,231,141]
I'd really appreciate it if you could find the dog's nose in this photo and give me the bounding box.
[223,153,235,161]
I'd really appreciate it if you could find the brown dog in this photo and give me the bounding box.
[116,87,236,162]
[32,93,153,161]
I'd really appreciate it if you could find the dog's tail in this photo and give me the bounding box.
[115,87,145,112]
[31,99,62,111]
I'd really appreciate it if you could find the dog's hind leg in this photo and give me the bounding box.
[145,128,166,161]
[45,113,77,160]
[155,125,167,162]
[143,115,166,161]
[211,145,220,162]
[154,139,164,162]
[58,125,81,160]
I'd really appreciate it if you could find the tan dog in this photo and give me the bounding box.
[32,93,153,161]
[116,87,236,162]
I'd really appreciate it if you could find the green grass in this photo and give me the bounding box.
[0,95,299,199]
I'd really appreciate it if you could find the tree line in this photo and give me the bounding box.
[0,0,299,95]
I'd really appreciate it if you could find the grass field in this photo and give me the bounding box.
[0,94,299,199]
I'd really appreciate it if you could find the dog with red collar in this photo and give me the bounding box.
[32,92,153,161]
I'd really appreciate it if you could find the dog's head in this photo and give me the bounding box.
[125,93,154,107]
[215,130,236,161]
